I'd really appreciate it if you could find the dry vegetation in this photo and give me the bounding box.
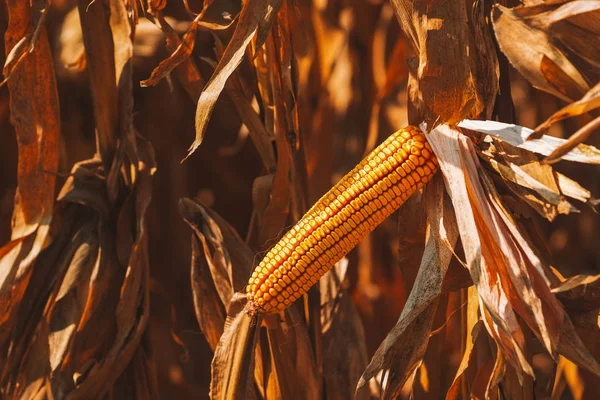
[1,0,600,399]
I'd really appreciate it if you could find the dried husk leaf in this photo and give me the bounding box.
[492,4,589,102]
[428,124,600,382]
[533,82,600,136]
[391,0,490,124]
[457,119,600,164]
[179,197,254,349]
[210,294,259,400]
[357,174,459,397]
[0,0,59,380]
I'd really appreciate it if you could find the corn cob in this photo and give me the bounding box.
[246,126,438,314]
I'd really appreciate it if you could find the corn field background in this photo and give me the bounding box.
[1,0,600,399]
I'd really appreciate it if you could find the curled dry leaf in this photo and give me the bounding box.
[553,273,600,314]
[265,307,320,400]
[1,0,158,397]
[141,0,240,90]
[544,116,600,165]
[179,197,254,349]
[357,174,459,397]
[186,0,284,161]
[446,287,484,400]
[391,0,495,124]
[492,4,590,102]
[533,82,600,137]
[458,119,600,164]
[427,124,600,383]
[210,294,259,400]
[140,15,201,88]
[319,257,372,399]
[0,0,59,366]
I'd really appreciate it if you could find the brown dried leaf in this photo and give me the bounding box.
[194,0,240,31]
[458,119,600,164]
[266,309,320,400]
[555,171,597,205]
[140,17,200,88]
[428,124,600,380]
[481,155,575,220]
[492,4,589,102]
[210,294,259,400]
[534,82,600,137]
[0,0,59,361]
[542,0,600,34]
[446,287,482,400]
[187,0,284,160]
[179,197,254,350]
[554,273,600,314]
[179,198,254,309]
[322,287,370,400]
[76,0,121,174]
[544,115,600,164]
[428,125,536,378]
[3,0,59,238]
[391,0,489,124]
[357,175,459,397]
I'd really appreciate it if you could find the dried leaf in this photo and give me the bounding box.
[322,286,370,400]
[3,0,59,238]
[266,308,320,400]
[458,119,600,164]
[391,0,491,124]
[210,294,259,400]
[492,4,589,102]
[534,82,600,137]
[544,115,600,164]
[140,18,200,88]
[179,197,255,350]
[555,171,597,205]
[187,0,284,160]
[0,0,59,366]
[446,288,483,400]
[428,124,600,381]
[179,198,254,309]
[357,175,459,397]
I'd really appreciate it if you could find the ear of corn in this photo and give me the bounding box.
[246,126,438,314]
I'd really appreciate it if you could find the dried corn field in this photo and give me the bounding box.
[1,0,600,399]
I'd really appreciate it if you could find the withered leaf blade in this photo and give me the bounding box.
[357,175,459,396]
[391,0,489,124]
[554,273,600,314]
[544,115,600,164]
[458,119,600,164]
[429,124,600,382]
[210,293,259,400]
[77,0,120,174]
[179,197,254,306]
[140,19,200,88]
[322,289,370,400]
[428,125,535,378]
[265,309,320,400]
[0,0,60,373]
[179,197,255,350]
[3,0,59,239]
[533,82,600,137]
[186,0,284,160]
[492,4,589,102]
[319,258,369,399]
[446,287,482,400]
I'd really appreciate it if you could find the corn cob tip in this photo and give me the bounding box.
[246,126,438,314]
[244,294,259,317]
